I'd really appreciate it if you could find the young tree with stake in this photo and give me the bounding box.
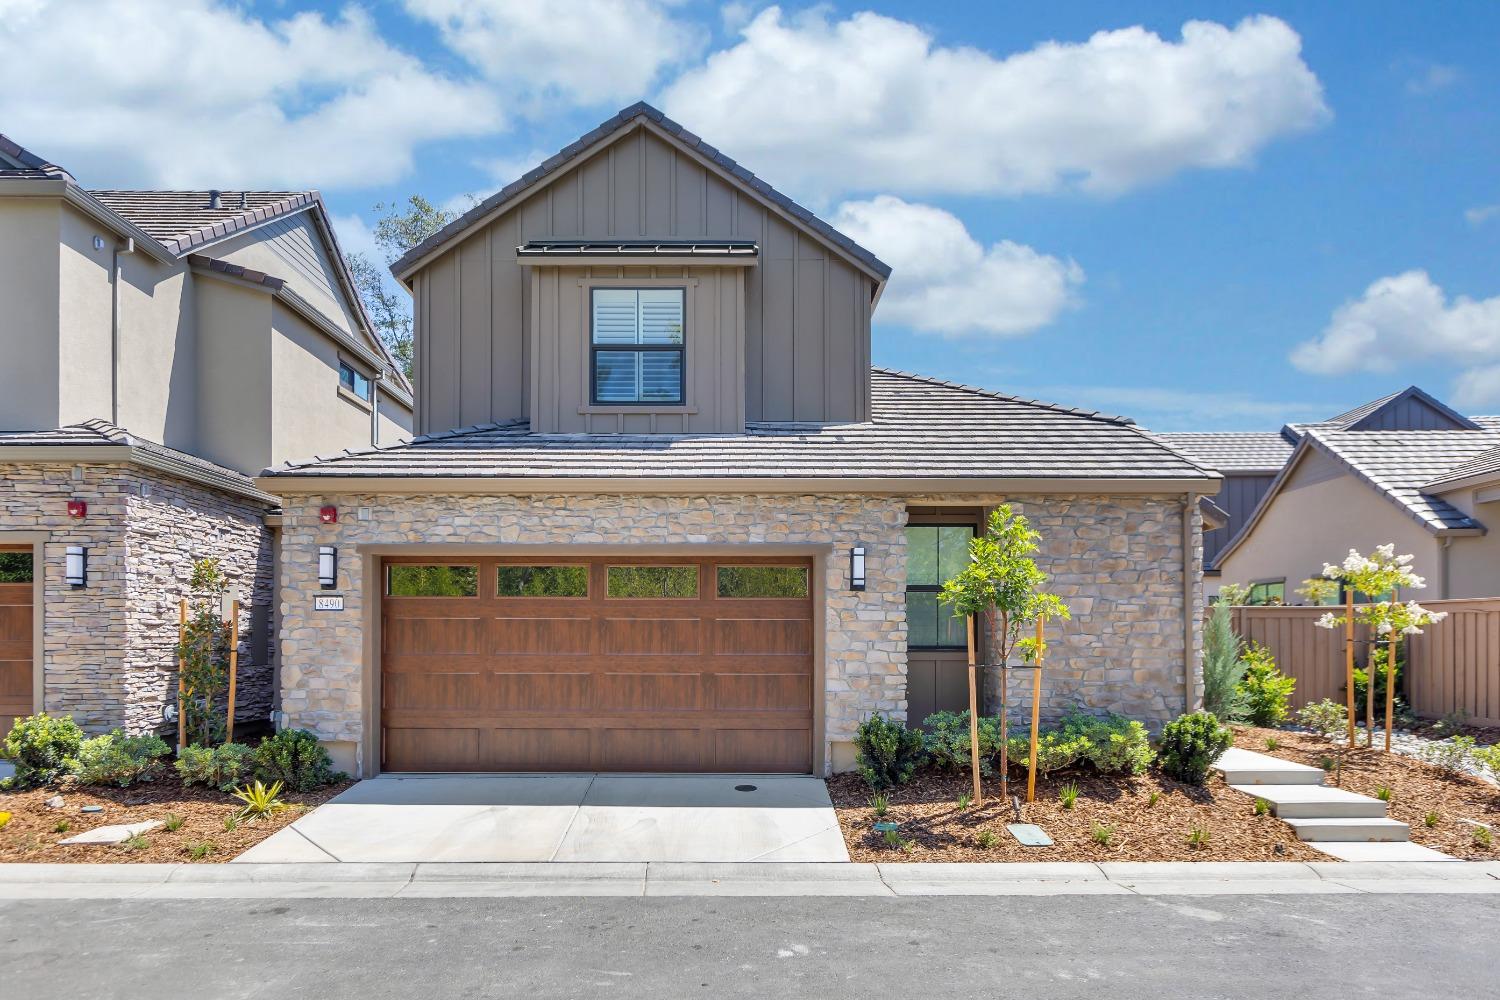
[940,505,1069,803]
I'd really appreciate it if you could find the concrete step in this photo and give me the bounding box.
[1229,784,1389,819]
[1216,747,1326,786]
[1284,817,1411,842]
[1311,841,1454,862]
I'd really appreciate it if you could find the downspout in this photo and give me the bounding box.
[370,372,382,447]
[1182,494,1198,715]
[109,237,135,424]
[1439,537,1451,600]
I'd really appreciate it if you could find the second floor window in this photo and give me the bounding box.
[591,288,685,405]
[339,360,372,402]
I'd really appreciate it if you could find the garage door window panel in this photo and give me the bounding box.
[607,565,698,599]
[716,565,809,598]
[386,564,479,598]
[496,565,589,598]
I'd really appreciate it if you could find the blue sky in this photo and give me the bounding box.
[4,1,1497,431]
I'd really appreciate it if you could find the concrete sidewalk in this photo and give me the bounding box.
[2,860,1498,899]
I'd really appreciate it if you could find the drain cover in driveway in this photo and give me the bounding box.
[734,784,758,792]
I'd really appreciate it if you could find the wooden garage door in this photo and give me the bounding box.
[0,547,34,739]
[380,556,815,773]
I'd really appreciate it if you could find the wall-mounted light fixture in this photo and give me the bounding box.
[65,545,87,587]
[318,545,337,589]
[850,545,867,591]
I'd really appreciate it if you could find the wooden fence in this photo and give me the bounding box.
[1222,598,1500,727]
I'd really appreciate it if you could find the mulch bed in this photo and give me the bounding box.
[1235,725,1500,861]
[0,775,352,864]
[828,766,1322,863]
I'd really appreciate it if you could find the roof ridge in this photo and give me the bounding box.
[871,367,1134,426]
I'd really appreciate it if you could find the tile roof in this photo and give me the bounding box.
[86,190,317,255]
[1305,420,1500,531]
[1423,443,1500,491]
[1155,432,1295,474]
[0,419,275,504]
[0,132,72,180]
[390,102,892,283]
[265,369,1217,483]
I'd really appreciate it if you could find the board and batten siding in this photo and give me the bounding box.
[1204,473,1276,569]
[413,126,876,435]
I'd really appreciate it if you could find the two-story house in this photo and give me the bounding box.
[258,104,1220,778]
[0,133,413,738]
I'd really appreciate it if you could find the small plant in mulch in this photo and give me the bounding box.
[975,830,998,849]
[1090,822,1114,846]
[1187,825,1211,849]
[1375,785,1393,802]
[122,834,149,852]
[1146,790,1161,807]
[956,792,974,811]
[1474,826,1494,849]
[868,793,889,817]
[231,780,288,821]
[186,840,216,860]
[1253,797,1271,817]
[1058,782,1079,810]
[1265,736,1280,752]
[1425,811,1440,828]
[163,812,185,832]
[52,819,70,834]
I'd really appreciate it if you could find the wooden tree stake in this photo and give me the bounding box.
[966,614,981,804]
[1385,630,1396,754]
[177,598,187,752]
[226,599,240,743]
[1344,589,1356,748]
[1027,616,1044,804]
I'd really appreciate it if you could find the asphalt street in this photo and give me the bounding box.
[5,893,1497,999]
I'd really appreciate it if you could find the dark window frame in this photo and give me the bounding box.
[588,286,687,407]
[905,523,975,651]
[339,359,372,401]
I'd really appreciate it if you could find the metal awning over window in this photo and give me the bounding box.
[516,239,759,266]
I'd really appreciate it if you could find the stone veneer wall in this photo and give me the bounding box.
[275,493,909,774]
[276,490,1204,773]
[958,494,1203,728]
[0,461,274,734]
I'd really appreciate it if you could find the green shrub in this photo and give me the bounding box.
[251,729,342,792]
[71,731,172,787]
[921,710,1002,774]
[1418,735,1476,774]
[1060,713,1154,775]
[1157,712,1232,786]
[854,715,925,790]
[1473,744,1500,783]
[1298,699,1348,741]
[175,742,254,791]
[1236,643,1296,726]
[1201,592,1246,719]
[0,713,84,788]
[1006,730,1089,775]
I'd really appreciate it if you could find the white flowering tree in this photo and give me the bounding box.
[1306,544,1447,751]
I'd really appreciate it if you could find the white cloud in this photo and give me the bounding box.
[1290,270,1500,376]
[831,196,1082,337]
[406,0,703,109]
[1405,62,1459,95]
[1466,204,1500,227]
[659,9,1329,199]
[1453,365,1500,410]
[0,0,502,190]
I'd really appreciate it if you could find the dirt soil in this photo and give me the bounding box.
[0,775,352,863]
[828,765,1323,863]
[1235,725,1500,861]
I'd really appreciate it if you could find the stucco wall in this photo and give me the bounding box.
[1440,487,1500,598]
[0,461,274,734]
[1212,448,1438,601]
[275,490,1202,775]
[0,198,63,428]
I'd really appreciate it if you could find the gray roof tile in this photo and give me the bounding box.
[1156,432,1295,473]
[266,369,1217,483]
[1422,443,1500,491]
[86,189,314,255]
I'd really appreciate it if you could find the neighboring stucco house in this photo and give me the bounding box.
[258,103,1220,778]
[1179,387,1500,604]
[0,133,413,737]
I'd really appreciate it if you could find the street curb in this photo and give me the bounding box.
[1,861,1498,898]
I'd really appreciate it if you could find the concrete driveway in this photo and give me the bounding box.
[234,773,848,864]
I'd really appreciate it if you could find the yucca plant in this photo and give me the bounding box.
[231,779,287,821]
[1059,781,1079,810]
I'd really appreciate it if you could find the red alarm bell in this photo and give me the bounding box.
[68,500,87,518]
[319,505,338,524]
